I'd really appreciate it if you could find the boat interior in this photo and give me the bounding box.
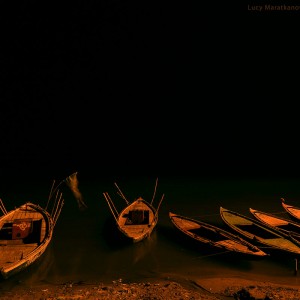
[0,218,44,245]
[124,210,150,225]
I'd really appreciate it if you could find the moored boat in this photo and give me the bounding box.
[169,212,268,257]
[103,178,164,243]
[281,198,300,222]
[0,172,77,279]
[249,207,300,245]
[220,207,300,256]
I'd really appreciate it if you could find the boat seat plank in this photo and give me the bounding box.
[0,243,38,265]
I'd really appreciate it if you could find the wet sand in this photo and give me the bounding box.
[1,276,300,299]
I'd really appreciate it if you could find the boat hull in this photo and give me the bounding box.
[103,179,164,244]
[220,207,300,256]
[281,199,300,222]
[117,199,158,243]
[0,203,54,279]
[169,212,267,257]
[250,207,300,246]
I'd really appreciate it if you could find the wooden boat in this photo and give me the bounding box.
[249,207,300,245]
[220,207,300,256]
[169,212,268,257]
[0,173,76,279]
[281,198,300,222]
[103,178,164,243]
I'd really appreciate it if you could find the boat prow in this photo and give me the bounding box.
[281,198,300,222]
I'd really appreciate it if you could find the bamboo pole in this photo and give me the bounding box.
[53,199,64,227]
[0,198,7,215]
[155,194,165,218]
[52,192,63,221]
[46,180,56,211]
[151,178,158,206]
[47,172,78,210]
[114,182,129,205]
[50,189,60,217]
[103,192,119,222]
[107,193,119,217]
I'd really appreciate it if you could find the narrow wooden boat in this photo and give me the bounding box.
[0,173,76,279]
[103,178,164,243]
[249,207,300,246]
[281,198,300,222]
[220,207,300,256]
[169,212,268,257]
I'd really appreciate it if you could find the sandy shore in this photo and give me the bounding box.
[1,277,300,299]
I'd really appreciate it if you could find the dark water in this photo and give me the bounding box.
[2,172,300,290]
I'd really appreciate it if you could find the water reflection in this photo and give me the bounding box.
[0,244,55,289]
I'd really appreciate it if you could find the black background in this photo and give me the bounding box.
[1,2,299,179]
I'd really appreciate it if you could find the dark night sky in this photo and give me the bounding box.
[1,2,300,179]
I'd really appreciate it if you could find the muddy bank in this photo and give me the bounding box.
[1,277,300,299]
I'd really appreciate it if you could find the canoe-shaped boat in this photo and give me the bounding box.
[103,178,164,243]
[0,173,77,279]
[169,212,268,257]
[220,207,300,256]
[281,198,300,222]
[249,207,300,245]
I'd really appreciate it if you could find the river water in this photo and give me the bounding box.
[1,172,300,289]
